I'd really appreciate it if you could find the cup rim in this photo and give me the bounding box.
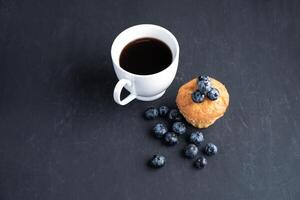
[111,24,179,78]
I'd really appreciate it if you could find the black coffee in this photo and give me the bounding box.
[119,38,172,75]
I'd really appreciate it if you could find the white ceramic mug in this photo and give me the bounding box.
[111,24,180,105]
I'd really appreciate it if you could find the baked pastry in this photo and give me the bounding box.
[176,77,229,128]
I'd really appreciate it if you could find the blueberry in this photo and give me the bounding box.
[194,156,207,169]
[189,131,204,145]
[172,122,186,135]
[204,143,218,156]
[198,80,212,95]
[164,132,178,146]
[197,75,209,82]
[192,90,205,103]
[144,107,159,119]
[152,123,168,138]
[149,154,166,168]
[158,105,169,117]
[207,88,219,101]
[184,144,199,159]
[168,109,183,121]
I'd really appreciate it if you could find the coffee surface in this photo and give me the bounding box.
[119,38,172,75]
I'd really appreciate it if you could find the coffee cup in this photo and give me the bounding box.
[111,24,179,105]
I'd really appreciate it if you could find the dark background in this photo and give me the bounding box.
[1,0,300,199]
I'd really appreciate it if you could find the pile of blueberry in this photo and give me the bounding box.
[145,106,218,169]
[192,75,220,103]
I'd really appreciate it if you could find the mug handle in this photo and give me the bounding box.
[113,79,136,105]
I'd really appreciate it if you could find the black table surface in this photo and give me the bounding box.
[1,1,300,199]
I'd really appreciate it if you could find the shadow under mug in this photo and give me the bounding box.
[111,24,180,105]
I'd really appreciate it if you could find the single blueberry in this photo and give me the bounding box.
[197,75,210,83]
[152,123,168,138]
[158,105,169,117]
[149,154,166,168]
[194,156,207,169]
[164,132,178,146]
[198,80,212,95]
[192,90,205,103]
[168,109,183,121]
[189,131,204,145]
[144,107,159,119]
[172,122,186,135]
[204,143,218,156]
[184,144,199,159]
[207,88,219,101]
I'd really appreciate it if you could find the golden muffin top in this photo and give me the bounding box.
[176,77,229,128]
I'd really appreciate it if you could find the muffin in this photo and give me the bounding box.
[176,77,229,128]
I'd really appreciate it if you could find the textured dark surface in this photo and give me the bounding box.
[1,0,300,200]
